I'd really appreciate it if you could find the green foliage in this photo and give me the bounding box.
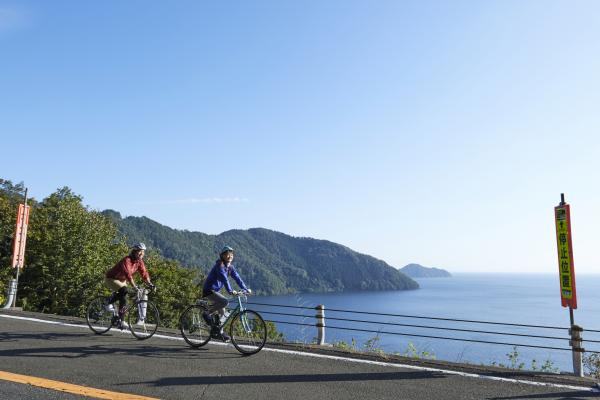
[583,352,600,378]
[0,181,200,323]
[1,179,285,340]
[332,336,436,361]
[0,179,28,304]
[265,320,284,342]
[490,346,558,373]
[401,342,436,360]
[363,334,386,357]
[141,252,203,329]
[17,187,127,316]
[332,338,358,351]
[107,213,420,296]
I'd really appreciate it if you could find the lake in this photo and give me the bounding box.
[248,273,600,373]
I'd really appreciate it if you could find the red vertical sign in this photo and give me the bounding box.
[554,203,577,309]
[11,204,30,269]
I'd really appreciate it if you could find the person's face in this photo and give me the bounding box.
[221,251,234,263]
[136,249,145,259]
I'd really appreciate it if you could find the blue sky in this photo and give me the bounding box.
[1,1,599,273]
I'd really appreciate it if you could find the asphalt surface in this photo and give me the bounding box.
[1,311,599,400]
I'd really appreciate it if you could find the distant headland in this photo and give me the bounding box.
[399,263,452,278]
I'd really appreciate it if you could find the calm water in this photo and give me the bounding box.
[249,273,600,372]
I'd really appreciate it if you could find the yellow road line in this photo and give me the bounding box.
[0,370,159,400]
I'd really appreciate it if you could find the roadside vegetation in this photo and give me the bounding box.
[0,178,280,341]
[332,336,562,375]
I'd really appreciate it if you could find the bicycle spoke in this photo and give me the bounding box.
[128,301,159,340]
[86,297,114,334]
[230,310,267,355]
[180,305,211,348]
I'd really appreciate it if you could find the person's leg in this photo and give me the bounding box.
[104,278,128,317]
[105,278,126,305]
[116,287,128,319]
[205,292,228,316]
[205,292,230,340]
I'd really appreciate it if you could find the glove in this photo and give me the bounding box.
[245,288,252,295]
[231,290,238,296]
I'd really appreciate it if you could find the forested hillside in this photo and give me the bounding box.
[104,211,419,295]
[0,179,203,328]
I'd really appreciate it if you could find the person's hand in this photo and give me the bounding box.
[231,290,238,296]
[147,282,156,291]
[245,289,252,295]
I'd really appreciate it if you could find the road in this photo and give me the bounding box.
[0,312,598,399]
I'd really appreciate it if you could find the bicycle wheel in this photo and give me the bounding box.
[179,305,211,348]
[86,296,114,334]
[127,300,160,340]
[229,309,267,355]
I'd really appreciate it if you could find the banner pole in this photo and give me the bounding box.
[12,187,27,308]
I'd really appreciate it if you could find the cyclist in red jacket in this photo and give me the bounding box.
[105,243,154,327]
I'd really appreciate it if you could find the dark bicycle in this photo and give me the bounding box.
[179,291,267,355]
[86,285,160,340]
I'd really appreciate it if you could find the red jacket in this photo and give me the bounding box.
[106,256,149,283]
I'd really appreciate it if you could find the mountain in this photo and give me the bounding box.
[102,210,419,295]
[399,263,451,278]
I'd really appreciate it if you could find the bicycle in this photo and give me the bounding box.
[179,291,267,355]
[86,285,160,340]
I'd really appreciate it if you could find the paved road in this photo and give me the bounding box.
[0,313,598,399]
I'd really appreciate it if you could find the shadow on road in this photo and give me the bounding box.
[0,331,89,342]
[131,370,446,387]
[0,331,240,361]
[490,391,599,399]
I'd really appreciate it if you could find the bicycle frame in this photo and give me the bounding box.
[219,293,246,326]
[110,288,149,322]
[198,293,250,332]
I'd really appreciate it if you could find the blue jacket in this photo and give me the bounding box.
[202,260,248,296]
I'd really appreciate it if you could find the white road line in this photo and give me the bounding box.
[2,313,597,393]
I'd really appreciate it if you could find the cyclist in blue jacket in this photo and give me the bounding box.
[202,246,251,341]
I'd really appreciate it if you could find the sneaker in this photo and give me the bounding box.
[211,331,230,342]
[105,303,115,313]
[118,320,129,330]
[220,332,231,342]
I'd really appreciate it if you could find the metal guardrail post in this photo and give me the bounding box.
[3,279,17,309]
[316,304,325,345]
[569,324,584,377]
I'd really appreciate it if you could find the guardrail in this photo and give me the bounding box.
[248,301,599,376]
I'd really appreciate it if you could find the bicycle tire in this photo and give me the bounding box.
[128,300,160,340]
[86,296,114,334]
[229,309,267,355]
[179,304,212,348]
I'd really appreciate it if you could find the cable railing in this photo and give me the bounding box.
[247,301,599,355]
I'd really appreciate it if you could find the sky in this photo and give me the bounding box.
[1,1,599,273]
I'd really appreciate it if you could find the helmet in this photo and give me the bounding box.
[132,242,147,251]
[220,246,234,255]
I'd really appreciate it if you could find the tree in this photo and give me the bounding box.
[18,187,127,316]
[142,252,203,329]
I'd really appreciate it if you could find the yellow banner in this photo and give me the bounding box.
[555,207,572,299]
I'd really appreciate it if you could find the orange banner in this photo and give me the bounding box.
[11,204,30,269]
